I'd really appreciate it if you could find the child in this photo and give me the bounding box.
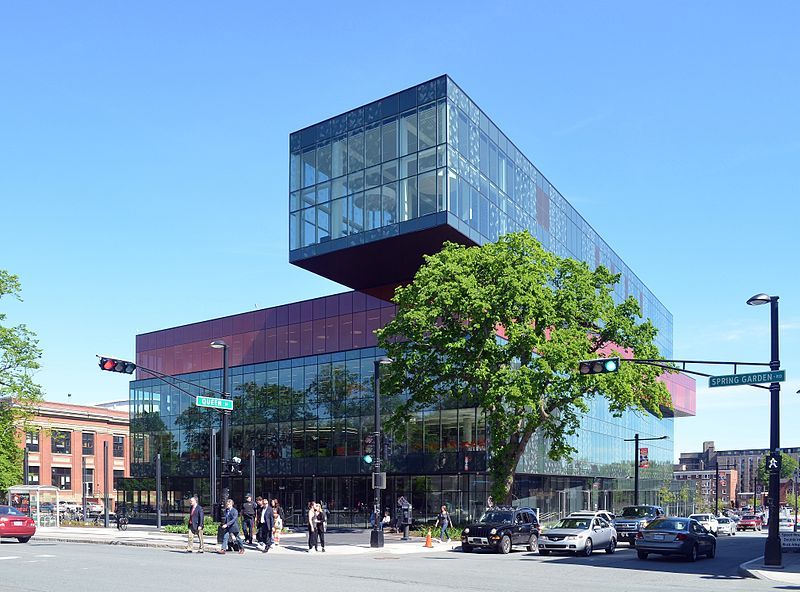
[272,509,282,547]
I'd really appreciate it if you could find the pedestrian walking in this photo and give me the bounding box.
[257,497,274,553]
[186,495,205,553]
[218,498,245,555]
[272,509,283,546]
[307,501,318,552]
[314,502,327,552]
[241,494,256,545]
[435,505,451,542]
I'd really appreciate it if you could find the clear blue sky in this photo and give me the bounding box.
[2,1,799,460]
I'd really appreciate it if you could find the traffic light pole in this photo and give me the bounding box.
[371,359,384,548]
[216,343,231,520]
[764,297,782,567]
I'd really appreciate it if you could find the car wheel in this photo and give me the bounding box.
[707,543,716,559]
[732,530,735,536]
[497,535,512,554]
[527,534,538,553]
[606,538,616,554]
[17,537,30,543]
[461,543,473,553]
[582,538,593,557]
[637,550,648,560]
[686,544,698,562]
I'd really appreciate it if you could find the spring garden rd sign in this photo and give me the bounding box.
[708,370,785,388]
[195,395,233,410]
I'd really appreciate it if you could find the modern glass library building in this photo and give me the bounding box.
[123,76,695,526]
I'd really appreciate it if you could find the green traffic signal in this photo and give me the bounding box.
[363,454,373,464]
[578,357,621,375]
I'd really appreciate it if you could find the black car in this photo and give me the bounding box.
[635,517,716,561]
[461,507,539,554]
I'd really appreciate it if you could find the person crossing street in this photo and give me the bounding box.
[241,494,256,545]
[218,498,245,555]
[186,495,204,553]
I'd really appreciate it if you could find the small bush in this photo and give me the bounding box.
[163,516,219,536]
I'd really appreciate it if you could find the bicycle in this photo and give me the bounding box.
[116,515,129,531]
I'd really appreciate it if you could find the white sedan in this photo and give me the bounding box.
[689,513,719,535]
[539,516,617,556]
[716,517,736,536]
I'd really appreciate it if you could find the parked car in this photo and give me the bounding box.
[539,515,617,556]
[636,517,716,561]
[568,510,616,524]
[689,513,719,535]
[0,505,36,543]
[613,505,665,546]
[737,514,763,531]
[779,517,796,532]
[461,506,539,554]
[716,517,736,536]
[87,502,104,514]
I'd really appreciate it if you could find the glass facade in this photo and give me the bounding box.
[290,76,672,359]
[126,76,690,525]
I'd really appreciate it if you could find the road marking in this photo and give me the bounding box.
[36,554,56,558]
[0,557,20,561]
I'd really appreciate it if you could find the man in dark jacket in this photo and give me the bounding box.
[186,495,205,553]
[241,494,256,545]
[219,498,245,555]
[257,498,275,553]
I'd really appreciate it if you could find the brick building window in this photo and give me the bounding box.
[51,430,71,454]
[82,432,95,455]
[28,466,40,485]
[52,467,71,490]
[26,431,39,452]
[113,470,124,490]
[113,436,124,458]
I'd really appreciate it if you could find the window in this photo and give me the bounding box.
[83,468,94,495]
[28,466,40,485]
[51,430,71,454]
[52,467,71,490]
[25,431,39,452]
[82,432,95,455]
[113,436,125,458]
[113,470,124,490]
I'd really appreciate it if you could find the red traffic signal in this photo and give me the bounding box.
[99,357,136,374]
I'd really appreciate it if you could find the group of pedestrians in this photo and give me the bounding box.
[306,501,328,552]
[185,494,285,556]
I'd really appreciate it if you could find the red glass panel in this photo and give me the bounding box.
[352,311,366,348]
[288,323,301,357]
[338,314,352,350]
[313,319,326,353]
[325,317,339,351]
[276,325,288,359]
[300,321,313,356]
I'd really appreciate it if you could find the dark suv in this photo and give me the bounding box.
[461,506,539,554]
[613,505,665,546]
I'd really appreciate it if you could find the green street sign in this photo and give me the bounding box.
[195,395,233,410]
[708,370,785,388]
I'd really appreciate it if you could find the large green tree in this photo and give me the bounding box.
[0,270,44,491]
[377,232,672,502]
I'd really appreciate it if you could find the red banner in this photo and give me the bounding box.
[639,447,649,468]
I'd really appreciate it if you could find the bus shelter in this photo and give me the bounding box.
[7,485,60,527]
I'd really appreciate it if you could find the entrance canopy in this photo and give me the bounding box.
[7,485,60,527]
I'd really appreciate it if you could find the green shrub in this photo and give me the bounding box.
[163,515,219,536]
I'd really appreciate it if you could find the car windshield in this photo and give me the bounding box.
[646,518,688,531]
[718,518,730,524]
[620,507,655,518]
[555,518,590,530]
[689,515,709,521]
[478,511,513,524]
[742,515,758,520]
[0,506,24,516]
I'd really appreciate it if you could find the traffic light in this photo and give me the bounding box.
[99,357,136,374]
[363,433,376,465]
[578,357,620,375]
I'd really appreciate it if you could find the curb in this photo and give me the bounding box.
[31,535,185,550]
[737,556,765,579]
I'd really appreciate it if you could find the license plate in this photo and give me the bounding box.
[469,537,487,545]
[13,521,23,526]
[653,534,664,540]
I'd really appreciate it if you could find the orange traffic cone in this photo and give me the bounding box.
[424,529,433,548]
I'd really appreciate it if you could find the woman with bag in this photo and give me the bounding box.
[314,502,327,552]
[307,501,318,552]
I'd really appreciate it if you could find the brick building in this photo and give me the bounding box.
[20,401,130,508]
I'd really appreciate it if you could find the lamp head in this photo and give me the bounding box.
[746,293,772,306]
[210,340,229,349]
[378,357,393,365]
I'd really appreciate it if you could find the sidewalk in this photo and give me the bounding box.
[19,525,456,556]
[739,552,800,585]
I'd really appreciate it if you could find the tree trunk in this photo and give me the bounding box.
[490,426,536,505]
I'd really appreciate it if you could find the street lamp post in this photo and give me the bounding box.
[746,293,782,567]
[371,357,392,548]
[211,340,230,521]
[623,434,668,505]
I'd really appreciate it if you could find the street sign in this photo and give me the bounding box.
[708,370,785,388]
[195,395,233,411]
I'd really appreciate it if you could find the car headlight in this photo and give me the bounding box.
[490,528,497,535]
[565,535,577,540]
[463,528,469,534]
[540,535,548,540]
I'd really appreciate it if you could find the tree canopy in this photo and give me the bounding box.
[377,232,672,502]
[0,270,44,491]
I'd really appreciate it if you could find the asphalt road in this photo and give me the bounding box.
[0,530,782,592]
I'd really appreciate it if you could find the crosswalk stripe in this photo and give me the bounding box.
[0,557,20,561]
[36,554,56,558]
